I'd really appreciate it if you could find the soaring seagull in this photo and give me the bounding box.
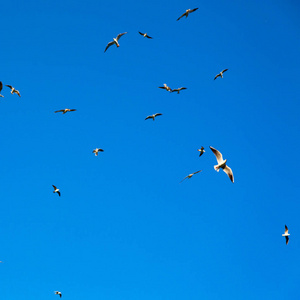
[145,113,163,121]
[171,87,187,94]
[54,108,76,114]
[52,185,61,197]
[138,32,153,39]
[197,146,205,157]
[93,148,104,156]
[210,146,234,183]
[54,291,62,298]
[104,32,127,52]
[0,82,4,97]
[177,8,198,21]
[282,225,290,245]
[6,84,21,97]
[158,83,172,92]
[214,69,228,80]
[180,170,202,183]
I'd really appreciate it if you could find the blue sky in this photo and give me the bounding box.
[0,1,299,299]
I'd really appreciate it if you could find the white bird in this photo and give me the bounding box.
[54,108,76,114]
[104,32,127,52]
[93,148,104,156]
[52,185,60,197]
[171,87,187,94]
[0,82,4,97]
[210,146,234,183]
[197,146,205,157]
[6,84,21,97]
[214,69,228,80]
[138,32,153,39]
[158,83,172,92]
[180,170,202,183]
[177,8,199,21]
[145,113,163,121]
[54,291,62,298]
[282,225,290,245]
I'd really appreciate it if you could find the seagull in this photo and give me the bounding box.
[54,108,76,114]
[52,185,61,197]
[180,170,202,183]
[145,113,163,121]
[54,291,62,298]
[177,8,199,21]
[6,84,21,97]
[104,32,127,52]
[171,87,187,94]
[0,82,4,97]
[282,225,290,245]
[197,146,205,157]
[214,69,228,80]
[93,148,104,156]
[158,83,172,92]
[138,32,153,39]
[210,146,234,183]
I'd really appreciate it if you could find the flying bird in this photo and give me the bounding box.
[0,82,4,97]
[214,69,228,80]
[197,146,205,157]
[282,225,290,245]
[210,146,234,183]
[6,84,21,97]
[93,148,104,156]
[177,8,199,21]
[54,108,76,114]
[138,32,153,39]
[52,185,61,197]
[145,113,163,121]
[180,170,202,183]
[171,87,187,94]
[104,32,127,52]
[54,291,62,298]
[158,83,172,92]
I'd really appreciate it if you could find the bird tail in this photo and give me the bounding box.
[214,165,220,172]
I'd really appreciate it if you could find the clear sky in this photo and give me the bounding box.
[0,1,299,299]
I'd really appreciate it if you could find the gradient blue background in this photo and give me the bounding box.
[0,1,299,299]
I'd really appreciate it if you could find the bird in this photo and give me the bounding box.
[180,170,202,183]
[54,108,76,114]
[52,185,61,197]
[158,84,172,92]
[177,8,199,21]
[138,32,153,39]
[145,113,163,121]
[104,32,127,52]
[5,84,21,97]
[0,82,4,97]
[282,225,290,245]
[210,146,234,183]
[214,69,228,80]
[171,87,187,94]
[93,148,104,156]
[54,291,62,298]
[197,146,205,157]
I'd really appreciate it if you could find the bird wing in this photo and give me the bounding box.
[54,110,64,113]
[190,8,199,13]
[104,41,114,52]
[69,109,76,112]
[0,82,2,92]
[223,165,234,183]
[138,31,144,36]
[209,146,224,164]
[192,170,202,175]
[145,116,151,120]
[58,191,61,197]
[179,87,187,90]
[158,86,166,90]
[5,85,12,89]
[171,89,179,93]
[116,32,127,41]
[177,12,187,21]
[154,113,162,117]
[99,149,104,152]
[201,146,204,150]
[222,69,228,73]
[146,34,153,39]
[214,74,220,80]
[285,236,289,245]
[59,293,62,298]
[199,151,204,157]
[180,175,189,183]
[16,90,21,97]
[285,225,289,234]
[52,185,57,190]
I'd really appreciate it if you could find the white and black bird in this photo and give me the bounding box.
[214,69,228,80]
[0,82,4,97]
[180,170,202,183]
[145,113,163,121]
[93,148,104,156]
[54,108,76,114]
[210,146,234,183]
[158,83,172,92]
[6,84,21,97]
[282,225,290,245]
[104,32,127,52]
[197,146,205,157]
[138,32,153,39]
[54,291,62,298]
[52,185,61,197]
[171,87,187,94]
[177,8,198,21]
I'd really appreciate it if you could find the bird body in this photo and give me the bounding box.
[52,185,61,197]
[6,84,21,97]
[145,113,162,121]
[104,32,127,52]
[214,69,228,80]
[177,8,198,21]
[158,83,172,92]
[93,148,104,156]
[54,108,76,114]
[282,225,290,245]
